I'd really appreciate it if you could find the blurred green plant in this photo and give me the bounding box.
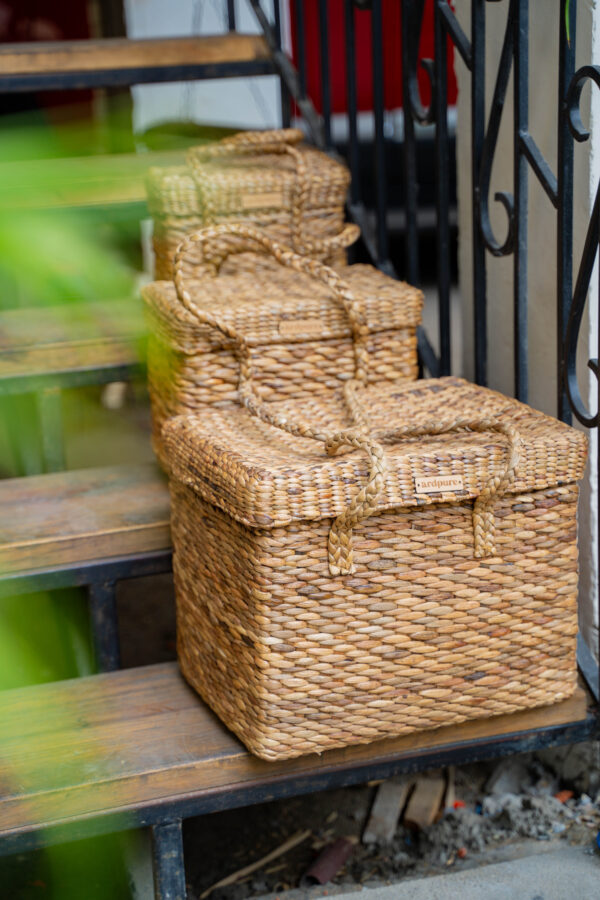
[0,586,139,900]
[0,209,136,310]
[1,832,138,900]
[0,104,233,897]
[0,110,143,476]
[0,107,151,899]
[0,590,92,688]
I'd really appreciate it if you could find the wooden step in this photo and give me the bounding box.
[0,463,170,578]
[0,34,274,91]
[0,300,146,393]
[0,662,592,845]
[0,149,188,211]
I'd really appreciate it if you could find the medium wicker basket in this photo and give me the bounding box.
[142,224,423,464]
[164,373,587,761]
[146,128,353,278]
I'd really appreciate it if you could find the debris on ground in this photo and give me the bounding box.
[362,780,412,845]
[443,766,456,812]
[403,776,446,830]
[301,837,357,886]
[554,789,574,804]
[484,757,536,796]
[199,830,312,899]
[536,741,600,795]
[185,750,600,900]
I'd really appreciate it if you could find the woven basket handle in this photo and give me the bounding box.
[346,378,523,543]
[191,128,304,156]
[376,410,522,559]
[174,223,384,576]
[174,223,368,385]
[186,129,342,257]
[174,227,520,574]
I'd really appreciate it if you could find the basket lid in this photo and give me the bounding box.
[164,377,588,529]
[143,263,423,351]
[146,143,350,218]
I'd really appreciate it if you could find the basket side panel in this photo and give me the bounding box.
[173,483,580,760]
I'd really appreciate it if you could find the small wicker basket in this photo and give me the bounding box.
[146,128,353,278]
[164,346,588,760]
[142,224,423,464]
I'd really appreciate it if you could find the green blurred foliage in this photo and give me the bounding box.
[0,590,93,689]
[1,832,138,900]
[0,104,236,898]
[0,584,140,900]
[0,209,137,310]
[0,107,145,312]
[0,107,150,899]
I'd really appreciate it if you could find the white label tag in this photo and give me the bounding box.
[415,475,465,494]
[240,191,283,210]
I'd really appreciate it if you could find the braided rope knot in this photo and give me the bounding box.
[174,223,523,574]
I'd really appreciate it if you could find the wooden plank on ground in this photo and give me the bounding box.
[0,300,145,385]
[403,776,446,830]
[0,665,591,838]
[0,34,270,77]
[443,766,456,811]
[362,780,412,844]
[0,463,170,575]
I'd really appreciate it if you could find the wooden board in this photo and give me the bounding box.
[0,463,170,575]
[0,300,145,385]
[0,34,270,77]
[403,776,446,829]
[0,663,591,838]
[443,766,455,810]
[362,780,412,844]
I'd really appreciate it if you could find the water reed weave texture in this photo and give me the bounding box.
[146,128,353,278]
[142,224,422,464]
[165,377,588,761]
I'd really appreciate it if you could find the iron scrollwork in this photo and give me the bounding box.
[404,0,436,126]
[564,64,600,428]
[478,0,516,257]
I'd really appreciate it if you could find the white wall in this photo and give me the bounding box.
[455,0,599,657]
[123,0,286,132]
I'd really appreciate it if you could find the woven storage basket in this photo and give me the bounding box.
[147,128,353,278]
[164,369,588,761]
[142,224,423,463]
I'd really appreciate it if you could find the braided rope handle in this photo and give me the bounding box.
[352,386,523,558]
[174,223,369,386]
[325,430,388,575]
[186,129,348,258]
[174,223,383,575]
[174,226,520,573]
[193,128,304,155]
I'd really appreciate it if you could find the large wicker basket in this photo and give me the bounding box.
[142,224,423,463]
[146,128,353,278]
[164,375,587,761]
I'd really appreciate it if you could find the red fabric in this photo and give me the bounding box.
[289,0,458,114]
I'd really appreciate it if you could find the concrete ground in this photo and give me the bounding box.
[355,846,599,900]
[257,845,599,900]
